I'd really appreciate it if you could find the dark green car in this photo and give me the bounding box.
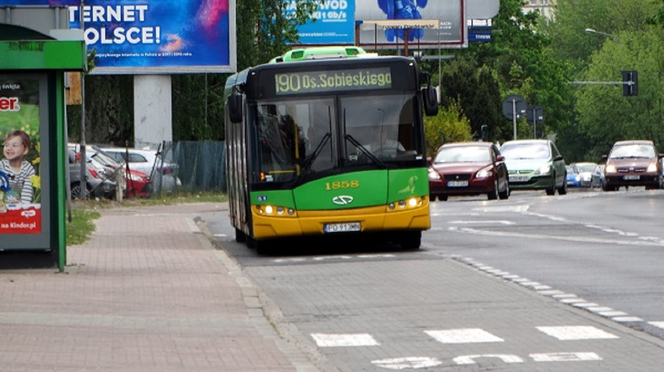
[500,139,567,196]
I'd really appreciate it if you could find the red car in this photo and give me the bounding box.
[84,145,153,198]
[428,142,510,201]
[602,140,663,191]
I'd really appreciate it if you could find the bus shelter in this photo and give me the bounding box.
[0,23,86,271]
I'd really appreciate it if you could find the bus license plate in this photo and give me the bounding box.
[624,175,640,180]
[324,222,361,233]
[447,180,468,187]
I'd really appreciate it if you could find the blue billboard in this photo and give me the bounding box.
[288,0,355,45]
[1,0,236,74]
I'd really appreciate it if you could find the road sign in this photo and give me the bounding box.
[502,95,527,120]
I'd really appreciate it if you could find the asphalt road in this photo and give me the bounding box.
[203,186,664,371]
[426,187,664,341]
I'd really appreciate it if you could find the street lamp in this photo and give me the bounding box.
[585,28,621,43]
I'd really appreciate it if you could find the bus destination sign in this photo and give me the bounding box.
[274,67,392,95]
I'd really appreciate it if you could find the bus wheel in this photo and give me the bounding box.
[399,231,421,250]
[235,228,246,243]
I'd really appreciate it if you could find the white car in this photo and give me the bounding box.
[100,147,181,192]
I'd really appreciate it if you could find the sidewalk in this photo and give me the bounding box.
[0,203,317,372]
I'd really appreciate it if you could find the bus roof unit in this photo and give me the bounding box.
[270,46,370,63]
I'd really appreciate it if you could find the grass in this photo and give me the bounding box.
[66,209,101,246]
[67,191,227,246]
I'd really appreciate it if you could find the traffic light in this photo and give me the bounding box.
[621,70,638,96]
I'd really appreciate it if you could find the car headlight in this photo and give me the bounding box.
[647,163,658,172]
[428,168,441,180]
[606,164,617,173]
[475,166,493,179]
[535,164,551,176]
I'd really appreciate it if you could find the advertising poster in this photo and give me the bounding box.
[289,0,355,45]
[356,0,466,47]
[0,76,42,235]
[2,0,235,74]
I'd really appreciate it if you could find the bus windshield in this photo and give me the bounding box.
[252,93,420,184]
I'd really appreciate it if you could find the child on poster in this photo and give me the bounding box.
[1,130,36,204]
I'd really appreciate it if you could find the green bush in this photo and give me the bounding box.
[424,100,473,158]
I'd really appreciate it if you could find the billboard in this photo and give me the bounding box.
[1,0,236,74]
[288,0,355,45]
[357,0,466,47]
[0,73,52,249]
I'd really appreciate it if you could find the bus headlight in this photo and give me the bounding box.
[255,205,297,217]
[388,197,426,212]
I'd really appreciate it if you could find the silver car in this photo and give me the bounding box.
[68,146,117,199]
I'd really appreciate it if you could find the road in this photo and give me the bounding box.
[203,187,664,371]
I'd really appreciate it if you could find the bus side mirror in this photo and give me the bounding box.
[228,93,243,123]
[423,85,438,116]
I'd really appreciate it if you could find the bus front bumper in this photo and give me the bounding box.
[251,203,430,240]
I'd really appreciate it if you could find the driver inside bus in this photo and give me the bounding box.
[366,127,405,157]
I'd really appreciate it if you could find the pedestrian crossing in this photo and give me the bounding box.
[310,326,616,369]
[311,325,618,348]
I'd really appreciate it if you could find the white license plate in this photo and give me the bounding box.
[509,175,529,182]
[624,175,640,180]
[324,222,361,233]
[447,180,469,187]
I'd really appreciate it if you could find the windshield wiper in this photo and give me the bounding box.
[345,134,386,168]
[298,133,331,176]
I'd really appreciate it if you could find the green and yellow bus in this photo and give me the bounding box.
[224,46,438,252]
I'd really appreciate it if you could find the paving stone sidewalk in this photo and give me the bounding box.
[0,203,315,372]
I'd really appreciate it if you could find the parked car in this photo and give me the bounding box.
[68,147,117,200]
[592,164,605,189]
[428,142,509,201]
[574,162,599,188]
[566,164,581,187]
[101,147,180,192]
[602,140,663,191]
[87,146,152,198]
[500,139,567,196]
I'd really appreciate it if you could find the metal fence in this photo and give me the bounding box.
[159,141,227,195]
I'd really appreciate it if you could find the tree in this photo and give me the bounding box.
[439,0,574,145]
[236,0,320,70]
[424,100,473,157]
[543,0,656,73]
[575,29,664,159]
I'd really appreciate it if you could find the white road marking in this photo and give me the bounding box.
[371,357,442,370]
[311,333,379,347]
[425,328,504,344]
[453,354,522,365]
[572,302,599,308]
[273,254,395,264]
[599,311,628,317]
[536,326,619,340]
[530,352,602,362]
[449,220,515,225]
[449,226,664,247]
[587,306,614,312]
[612,316,643,322]
[560,298,586,304]
[648,321,664,329]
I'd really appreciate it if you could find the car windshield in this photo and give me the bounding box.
[434,146,491,163]
[609,144,655,159]
[566,166,577,174]
[576,163,596,172]
[501,143,550,160]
